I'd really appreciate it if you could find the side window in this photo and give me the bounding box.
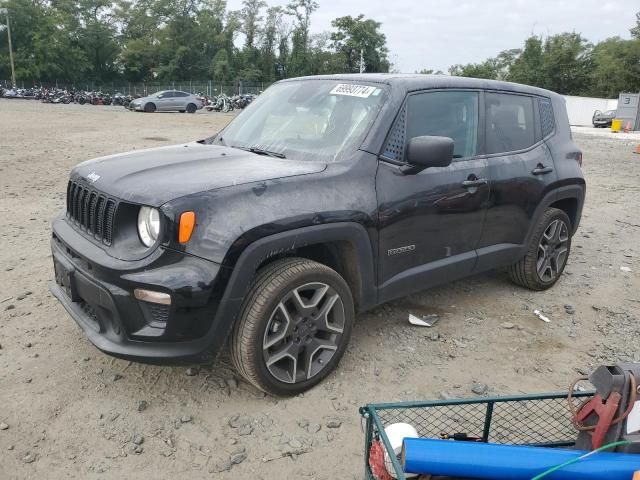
[407,91,478,159]
[175,91,189,98]
[485,93,535,154]
[539,98,555,138]
[382,91,479,161]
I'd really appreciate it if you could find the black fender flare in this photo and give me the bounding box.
[523,184,585,249]
[200,222,377,362]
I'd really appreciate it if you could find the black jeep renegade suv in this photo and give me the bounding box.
[50,75,584,395]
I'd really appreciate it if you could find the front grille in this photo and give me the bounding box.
[66,180,117,245]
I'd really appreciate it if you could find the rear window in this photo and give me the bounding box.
[485,93,535,154]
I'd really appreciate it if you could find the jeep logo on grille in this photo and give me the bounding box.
[387,245,415,256]
[87,172,100,183]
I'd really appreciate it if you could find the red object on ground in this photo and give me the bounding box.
[574,391,621,449]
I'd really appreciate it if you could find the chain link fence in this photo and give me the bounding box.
[1,79,269,96]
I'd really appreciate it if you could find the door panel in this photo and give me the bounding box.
[157,91,174,111]
[376,89,489,298]
[475,92,558,270]
[377,158,490,288]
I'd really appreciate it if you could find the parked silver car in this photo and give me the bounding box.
[129,90,203,113]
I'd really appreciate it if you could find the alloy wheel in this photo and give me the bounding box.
[536,219,569,282]
[262,282,346,384]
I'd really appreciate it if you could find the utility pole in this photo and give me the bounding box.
[0,8,16,87]
[359,49,364,74]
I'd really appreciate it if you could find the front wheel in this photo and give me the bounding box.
[230,258,354,396]
[144,102,156,113]
[509,208,572,290]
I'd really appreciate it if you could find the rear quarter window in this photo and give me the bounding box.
[539,98,556,138]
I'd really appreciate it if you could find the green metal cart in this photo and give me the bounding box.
[360,391,595,480]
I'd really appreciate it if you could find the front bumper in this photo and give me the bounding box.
[50,219,228,364]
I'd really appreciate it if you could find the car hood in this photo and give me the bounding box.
[71,143,327,206]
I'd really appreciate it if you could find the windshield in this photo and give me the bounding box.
[217,80,387,162]
[603,110,615,116]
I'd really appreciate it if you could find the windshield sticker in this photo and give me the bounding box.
[330,84,377,98]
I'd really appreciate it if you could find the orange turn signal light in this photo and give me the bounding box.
[178,211,196,244]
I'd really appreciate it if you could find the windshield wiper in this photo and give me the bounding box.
[230,145,286,159]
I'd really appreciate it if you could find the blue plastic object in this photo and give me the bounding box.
[402,438,640,480]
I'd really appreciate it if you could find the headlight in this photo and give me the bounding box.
[137,206,160,247]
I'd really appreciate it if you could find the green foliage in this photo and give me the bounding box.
[0,0,390,85]
[631,11,640,39]
[330,14,389,73]
[428,11,640,98]
[590,36,640,97]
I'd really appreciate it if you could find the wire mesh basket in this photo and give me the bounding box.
[360,391,594,480]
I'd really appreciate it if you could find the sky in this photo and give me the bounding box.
[227,0,639,73]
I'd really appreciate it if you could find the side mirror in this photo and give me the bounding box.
[403,136,454,174]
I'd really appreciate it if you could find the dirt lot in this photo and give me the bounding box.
[1,100,639,479]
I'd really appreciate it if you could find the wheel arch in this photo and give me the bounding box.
[223,223,377,313]
[524,184,584,247]
[201,222,377,363]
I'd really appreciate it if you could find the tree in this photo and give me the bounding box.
[286,0,318,76]
[448,48,519,80]
[508,36,544,86]
[241,0,267,52]
[259,6,283,81]
[330,14,389,73]
[540,33,592,95]
[590,37,640,98]
[210,48,232,81]
[77,0,120,82]
[449,59,499,79]
[631,11,640,38]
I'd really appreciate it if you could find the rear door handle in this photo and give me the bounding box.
[532,165,553,175]
[462,178,488,188]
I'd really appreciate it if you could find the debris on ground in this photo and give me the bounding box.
[408,313,440,327]
[533,309,551,323]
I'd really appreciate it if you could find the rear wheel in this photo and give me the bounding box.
[230,258,354,396]
[186,103,197,113]
[144,102,156,113]
[509,208,572,290]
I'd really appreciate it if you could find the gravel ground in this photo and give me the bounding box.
[1,100,639,479]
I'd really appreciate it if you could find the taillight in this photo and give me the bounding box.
[567,151,583,167]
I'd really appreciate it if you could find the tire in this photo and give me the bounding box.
[508,208,572,291]
[186,103,197,113]
[144,102,156,113]
[230,258,355,396]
